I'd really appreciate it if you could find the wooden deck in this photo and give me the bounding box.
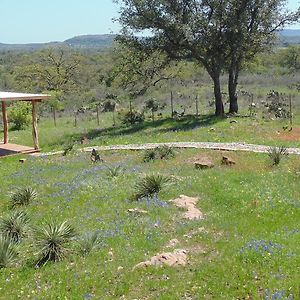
[0,143,39,157]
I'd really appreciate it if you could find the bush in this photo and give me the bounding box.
[268,146,288,166]
[8,102,32,130]
[62,141,75,156]
[143,149,157,162]
[78,231,101,256]
[132,174,170,201]
[34,220,76,267]
[10,187,37,208]
[101,100,116,112]
[120,110,144,125]
[264,91,290,119]
[0,235,17,269]
[0,211,30,243]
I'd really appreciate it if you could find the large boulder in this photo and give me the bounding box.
[194,157,214,169]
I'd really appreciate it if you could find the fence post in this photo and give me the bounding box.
[195,96,199,117]
[96,105,100,126]
[170,91,174,118]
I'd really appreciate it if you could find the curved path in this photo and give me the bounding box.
[35,142,300,157]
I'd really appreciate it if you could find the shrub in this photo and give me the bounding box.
[10,187,37,208]
[0,211,30,243]
[264,91,289,119]
[132,174,170,201]
[268,146,288,166]
[8,102,31,130]
[0,235,17,269]
[120,110,144,125]
[78,231,101,256]
[34,220,76,267]
[101,100,116,112]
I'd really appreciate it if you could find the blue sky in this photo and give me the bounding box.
[0,0,299,43]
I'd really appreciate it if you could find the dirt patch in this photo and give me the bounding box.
[133,249,187,270]
[171,195,204,220]
[275,127,300,142]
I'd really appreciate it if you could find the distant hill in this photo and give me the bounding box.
[1,30,300,51]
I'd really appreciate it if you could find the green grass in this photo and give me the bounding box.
[0,148,299,299]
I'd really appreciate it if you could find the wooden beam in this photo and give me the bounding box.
[1,101,8,144]
[31,100,39,150]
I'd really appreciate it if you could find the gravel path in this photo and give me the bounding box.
[34,141,300,157]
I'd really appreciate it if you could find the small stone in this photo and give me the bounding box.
[117,266,124,272]
[19,159,26,163]
[221,156,236,166]
[209,127,216,132]
[128,208,148,214]
[80,136,89,145]
[194,157,214,169]
[230,120,238,124]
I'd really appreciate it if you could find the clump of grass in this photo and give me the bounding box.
[0,211,30,243]
[268,146,288,166]
[34,220,76,267]
[143,146,175,162]
[10,187,37,208]
[132,174,170,201]
[0,235,17,269]
[106,165,123,178]
[78,231,101,256]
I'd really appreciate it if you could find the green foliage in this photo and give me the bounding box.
[0,235,17,269]
[268,146,288,166]
[101,100,116,112]
[119,110,144,125]
[279,45,300,72]
[34,220,76,267]
[105,165,123,178]
[143,146,175,162]
[265,90,290,118]
[10,187,37,208]
[78,231,101,256]
[63,141,75,156]
[8,102,31,130]
[132,174,170,201]
[0,211,30,243]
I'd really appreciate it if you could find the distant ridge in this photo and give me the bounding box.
[1,30,300,51]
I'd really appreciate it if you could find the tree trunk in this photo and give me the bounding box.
[212,76,224,117]
[228,65,239,114]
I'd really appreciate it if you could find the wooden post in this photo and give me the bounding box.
[170,91,174,118]
[53,108,57,127]
[1,101,8,144]
[289,94,293,129]
[195,96,199,117]
[31,100,39,150]
[96,105,100,126]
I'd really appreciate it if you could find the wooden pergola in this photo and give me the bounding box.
[0,92,49,157]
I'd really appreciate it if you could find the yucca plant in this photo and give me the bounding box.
[34,220,76,267]
[78,231,101,256]
[10,187,37,208]
[132,174,170,201]
[0,210,30,243]
[62,141,75,156]
[0,235,17,269]
[105,165,123,178]
[143,149,157,162]
[268,146,288,166]
[157,145,175,160]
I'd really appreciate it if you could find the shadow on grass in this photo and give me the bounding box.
[61,114,223,146]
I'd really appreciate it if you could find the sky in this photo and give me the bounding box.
[0,0,299,44]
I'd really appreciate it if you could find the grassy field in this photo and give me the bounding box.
[0,142,299,299]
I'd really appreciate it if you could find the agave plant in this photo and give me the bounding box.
[268,146,288,166]
[10,187,37,208]
[78,231,101,256]
[0,235,17,269]
[34,220,76,267]
[0,210,30,243]
[132,174,170,201]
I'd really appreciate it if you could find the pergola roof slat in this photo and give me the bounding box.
[0,92,50,101]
